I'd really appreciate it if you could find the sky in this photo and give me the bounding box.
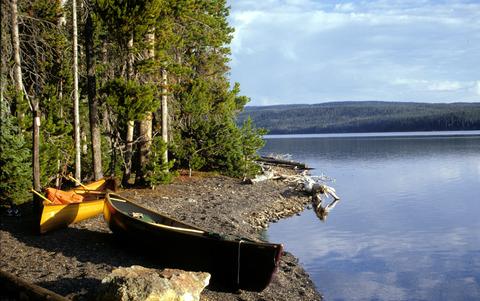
[227,0,480,106]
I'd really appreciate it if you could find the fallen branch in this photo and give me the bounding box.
[256,156,312,170]
[247,162,340,202]
[247,169,283,184]
[0,269,69,301]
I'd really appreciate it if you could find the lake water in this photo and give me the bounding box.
[263,131,480,301]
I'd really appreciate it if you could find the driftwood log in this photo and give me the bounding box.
[246,157,340,200]
[256,156,312,170]
[246,169,283,184]
[0,269,69,301]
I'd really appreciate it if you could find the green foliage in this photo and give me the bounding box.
[171,78,264,178]
[171,78,231,172]
[239,117,267,178]
[144,136,175,187]
[16,0,76,186]
[95,0,163,48]
[101,78,158,128]
[39,91,75,186]
[0,112,32,205]
[2,0,264,187]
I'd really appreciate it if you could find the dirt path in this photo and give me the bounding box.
[0,170,322,301]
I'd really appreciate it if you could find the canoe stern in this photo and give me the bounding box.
[40,199,104,234]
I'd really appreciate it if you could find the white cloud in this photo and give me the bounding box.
[272,219,480,300]
[392,78,429,86]
[334,3,355,12]
[427,81,463,92]
[228,0,480,105]
[392,79,480,94]
[392,78,476,92]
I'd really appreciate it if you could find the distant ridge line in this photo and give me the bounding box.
[238,101,480,134]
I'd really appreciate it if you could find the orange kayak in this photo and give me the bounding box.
[40,178,117,234]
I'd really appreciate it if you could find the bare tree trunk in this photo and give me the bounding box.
[136,113,152,184]
[102,109,116,177]
[123,120,134,185]
[0,1,4,114]
[11,0,41,229]
[58,3,65,119]
[58,0,67,26]
[82,130,88,154]
[127,34,134,79]
[56,159,61,188]
[161,69,168,166]
[123,34,134,186]
[72,0,81,181]
[11,0,38,187]
[11,0,23,119]
[136,30,155,185]
[11,0,40,221]
[85,14,103,180]
[32,110,41,191]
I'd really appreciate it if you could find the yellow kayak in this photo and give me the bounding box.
[40,178,117,234]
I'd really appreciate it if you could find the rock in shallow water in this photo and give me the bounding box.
[98,265,210,301]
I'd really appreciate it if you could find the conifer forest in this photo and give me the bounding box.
[239,101,480,134]
[0,0,264,205]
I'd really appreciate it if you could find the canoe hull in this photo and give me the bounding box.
[39,178,116,233]
[40,199,104,234]
[66,178,117,197]
[103,194,283,291]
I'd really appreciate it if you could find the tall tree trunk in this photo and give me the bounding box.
[56,16,64,188]
[11,0,40,221]
[11,0,23,119]
[32,110,41,191]
[136,113,152,184]
[58,1,65,119]
[85,14,103,180]
[0,1,4,115]
[32,106,41,233]
[72,0,81,181]
[161,69,168,166]
[123,34,134,186]
[136,30,155,185]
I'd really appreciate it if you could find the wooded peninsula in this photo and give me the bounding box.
[238,101,480,134]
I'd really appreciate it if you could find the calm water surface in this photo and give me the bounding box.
[264,132,480,301]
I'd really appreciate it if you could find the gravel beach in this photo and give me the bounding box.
[0,169,322,301]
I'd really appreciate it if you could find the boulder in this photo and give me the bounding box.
[98,265,210,301]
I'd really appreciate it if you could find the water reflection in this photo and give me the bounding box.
[262,135,480,164]
[312,193,341,222]
[266,133,480,301]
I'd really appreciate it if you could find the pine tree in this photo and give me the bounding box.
[0,0,266,195]
[143,136,175,188]
[0,105,31,205]
[17,0,74,188]
[72,0,81,180]
[85,9,103,180]
[167,0,254,176]
[96,0,163,185]
[239,117,267,178]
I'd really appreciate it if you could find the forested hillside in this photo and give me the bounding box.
[0,0,263,205]
[238,101,480,134]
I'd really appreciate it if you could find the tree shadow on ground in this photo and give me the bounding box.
[1,208,158,268]
[35,277,100,301]
[0,203,242,294]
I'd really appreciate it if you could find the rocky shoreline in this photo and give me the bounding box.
[0,169,322,301]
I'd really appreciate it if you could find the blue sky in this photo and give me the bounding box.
[228,0,480,106]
